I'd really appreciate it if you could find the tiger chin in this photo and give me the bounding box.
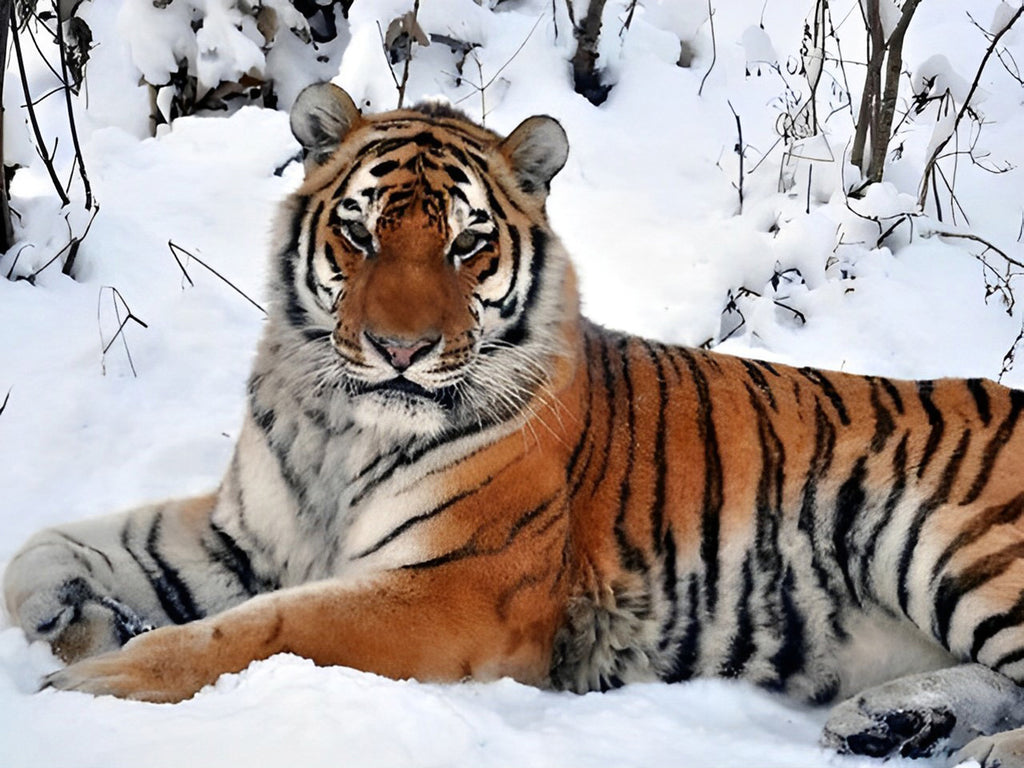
[6,83,1024,767]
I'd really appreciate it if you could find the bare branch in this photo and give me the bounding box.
[919,5,1024,209]
[10,9,69,205]
[698,0,716,97]
[168,240,266,315]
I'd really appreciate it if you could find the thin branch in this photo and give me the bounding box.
[933,231,1024,269]
[698,0,715,97]
[0,388,9,417]
[97,286,148,377]
[54,2,92,210]
[727,100,744,213]
[10,10,69,205]
[168,240,266,315]
[919,5,1024,209]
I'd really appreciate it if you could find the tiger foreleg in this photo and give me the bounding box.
[821,664,1024,761]
[44,569,559,702]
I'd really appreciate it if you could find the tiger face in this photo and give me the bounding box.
[281,85,572,438]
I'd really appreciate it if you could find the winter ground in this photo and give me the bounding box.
[2,0,1023,766]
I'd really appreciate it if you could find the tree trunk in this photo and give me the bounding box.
[0,0,15,254]
[570,0,611,106]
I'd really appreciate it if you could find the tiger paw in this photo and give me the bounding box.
[822,697,957,759]
[44,623,219,703]
[6,550,154,663]
[951,728,1024,768]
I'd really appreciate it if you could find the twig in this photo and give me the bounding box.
[377,20,404,96]
[999,323,1024,382]
[24,204,98,281]
[97,286,148,377]
[933,231,1024,269]
[53,2,92,211]
[727,100,744,213]
[168,240,266,315]
[452,14,544,116]
[698,0,715,97]
[10,10,69,205]
[918,5,1024,209]
[619,0,638,37]
[0,388,9,417]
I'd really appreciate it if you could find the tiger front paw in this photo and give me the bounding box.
[44,623,222,703]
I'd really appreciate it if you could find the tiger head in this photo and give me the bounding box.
[272,84,576,438]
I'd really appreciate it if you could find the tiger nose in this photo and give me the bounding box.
[365,331,439,372]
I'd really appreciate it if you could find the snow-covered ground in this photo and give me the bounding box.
[2,0,1023,766]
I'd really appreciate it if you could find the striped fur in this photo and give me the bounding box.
[6,84,1024,763]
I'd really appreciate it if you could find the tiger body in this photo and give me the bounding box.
[7,84,1024,764]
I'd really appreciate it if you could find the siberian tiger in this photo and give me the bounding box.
[6,83,1024,766]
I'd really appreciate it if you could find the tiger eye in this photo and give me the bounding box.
[452,231,480,257]
[344,221,373,251]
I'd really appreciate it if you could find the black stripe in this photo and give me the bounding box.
[444,164,470,184]
[797,400,844,636]
[961,389,1024,505]
[967,378,992,425]
[55,531,113,572]
[676,349,723,615]
[370,159,400,176]
[614,337,649,574]
[833,456,869,602]
[879,377,905,414]
[641,341,670,553]
[932,493,1024,585]
[896,429,972,615]
[799,368,850,425]
[353,480,495,559]
[867,377,896,453]
[304,200,327,301]
[994,645,1024,673]
[971,591,1024,662]
[208,522,262,596]
[720,555,756,677]
[120,516,200,625]
[768,566,807,688]
[476,255,500,283]
[403,496,558,570]
[281,198,311,330]
[145,514,202,623]
[934,539,1024,648]
[587,334,618,499]
[742,359,778,410]
[916,380,944,478]
[566,334,595,489]
[488,227,520,314]
[657,525,679,652]
[745,381,785,633]
[665,573,701,683]
[856,432,909,599]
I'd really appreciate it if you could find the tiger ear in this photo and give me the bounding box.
[499,116,569,198]
[290,83,362,168]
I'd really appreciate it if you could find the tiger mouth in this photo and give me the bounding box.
[352,376,459,410]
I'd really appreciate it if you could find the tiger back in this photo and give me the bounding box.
[6,83,1024,766]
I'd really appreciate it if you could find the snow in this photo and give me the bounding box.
[1,0,1023,766]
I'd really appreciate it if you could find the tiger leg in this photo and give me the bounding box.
[3,494,258,663]
[43,566,559,702]
[821,664,1024,761]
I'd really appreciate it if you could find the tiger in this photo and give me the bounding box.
[6,82,1024,766]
